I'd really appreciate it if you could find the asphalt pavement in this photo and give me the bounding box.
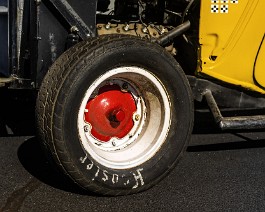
[1,90,265,211]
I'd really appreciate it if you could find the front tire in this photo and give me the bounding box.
[36,35,194,195]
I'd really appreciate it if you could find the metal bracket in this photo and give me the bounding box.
[204,90,265,130]
[155,21,190,46]
[47,0,95,39]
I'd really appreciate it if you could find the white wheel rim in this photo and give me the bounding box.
[78,66,171,169]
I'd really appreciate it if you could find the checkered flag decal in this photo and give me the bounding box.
[210,0,238,14]
[211,4,219,13]
[220,4,229,13]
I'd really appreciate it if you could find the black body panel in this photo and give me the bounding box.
[6,0,97,88]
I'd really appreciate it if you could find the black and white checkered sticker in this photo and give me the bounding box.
[211,4,219,13]
[211,0,238,14]
[220,4,229,13]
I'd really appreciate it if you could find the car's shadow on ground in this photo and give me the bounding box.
[1,88,265,194]
[17,137,93,195]
[190,106,265,152]
[0,89,92,195]
[0,88,36,136]
[187,133,265,152]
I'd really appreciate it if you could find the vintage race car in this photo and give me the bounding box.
[0,0,264,195]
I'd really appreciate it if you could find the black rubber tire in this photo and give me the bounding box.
[36,35,194,196]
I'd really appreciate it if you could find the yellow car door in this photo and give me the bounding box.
[199,0,265,94]
[254,35,265,89]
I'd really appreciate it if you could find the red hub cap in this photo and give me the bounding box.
[85,84,137,142]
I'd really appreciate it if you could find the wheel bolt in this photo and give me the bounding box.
[122,83,128,90]
[84,125,89,132]
[134,114,140,121]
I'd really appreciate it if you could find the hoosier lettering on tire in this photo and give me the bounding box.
[36,35,194,196]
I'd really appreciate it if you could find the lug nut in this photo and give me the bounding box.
[122,83,128,89]
[84,125,89,132]
[134,114,140,121]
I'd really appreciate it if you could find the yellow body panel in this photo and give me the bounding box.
[199,0,265,94]
[254,35,265,88]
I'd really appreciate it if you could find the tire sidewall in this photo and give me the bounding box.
[55,38,193,192]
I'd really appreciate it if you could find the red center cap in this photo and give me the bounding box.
[85,84,137,142]
[114,110,125,122]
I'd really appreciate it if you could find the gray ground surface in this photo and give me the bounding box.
[1,90,265,211]
[1,132,265,212]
